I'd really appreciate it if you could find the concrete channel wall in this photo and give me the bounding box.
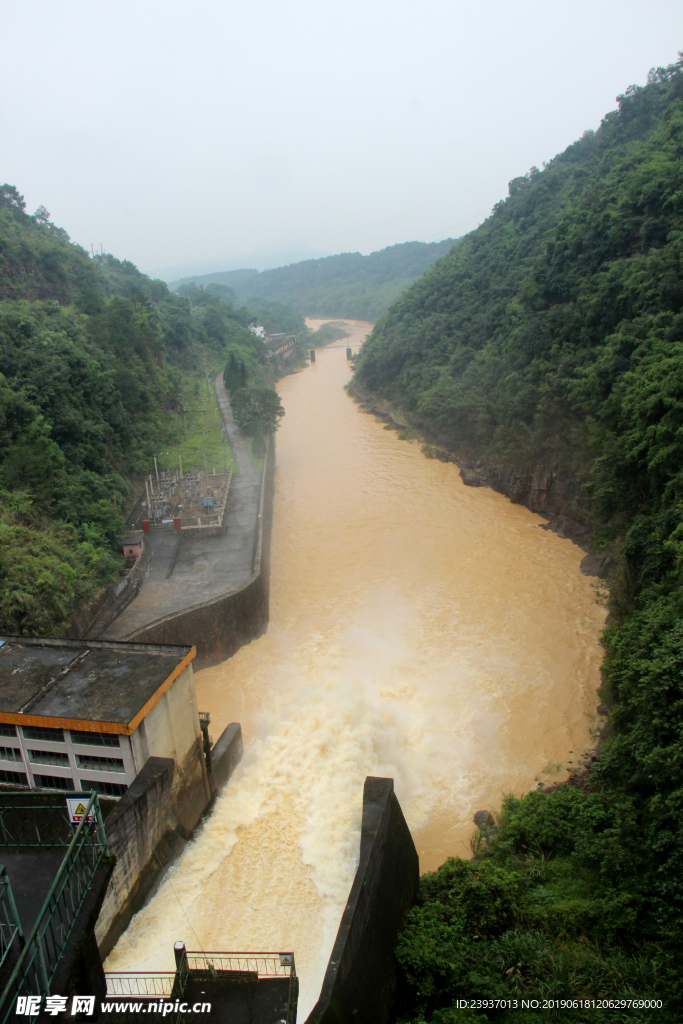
[306,777,419,1024]
[211,722,243,791]
[96,728,246,958]
[96,757,185,957]
[122,433,275,670]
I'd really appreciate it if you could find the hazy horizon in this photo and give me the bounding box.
[3,1,682,280]
[156,245,331,284]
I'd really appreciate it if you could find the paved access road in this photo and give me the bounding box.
[99,375,262,639]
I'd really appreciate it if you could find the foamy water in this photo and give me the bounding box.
[107,322,606,1018]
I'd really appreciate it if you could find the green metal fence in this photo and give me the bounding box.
[0,795,74,848]
[0,792,110,1023]
[0,868,22,974]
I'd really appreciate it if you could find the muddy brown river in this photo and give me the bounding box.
[107,320,606,1018]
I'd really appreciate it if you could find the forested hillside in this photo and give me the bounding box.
[352,59,683,1020]
[170,239,456,321]
[0,188,299,635]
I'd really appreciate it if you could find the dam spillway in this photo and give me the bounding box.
[106,321,606,1018]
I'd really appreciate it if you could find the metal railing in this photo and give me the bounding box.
[186,951,295,978]
[104,950,297,1024]
[105,973,179,998]
[0,796,74,848]
[187,950,297,1024]
[104,966,187,1023]
[0,869,22,973]
[0,792,110,1023]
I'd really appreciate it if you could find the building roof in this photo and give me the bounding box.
[122,532,144,545]
[0,637,196,735]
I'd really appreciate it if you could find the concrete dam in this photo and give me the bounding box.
[106,323,606,1018]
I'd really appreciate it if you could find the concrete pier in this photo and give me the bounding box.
[306,778,419,1024]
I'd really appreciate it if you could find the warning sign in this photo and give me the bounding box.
[279,954,293,968]
[66,797,95,825]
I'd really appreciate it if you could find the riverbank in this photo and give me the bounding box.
[346,379,609,564]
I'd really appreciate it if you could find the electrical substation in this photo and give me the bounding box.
[140,460,232,532]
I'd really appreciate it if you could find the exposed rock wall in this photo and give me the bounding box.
[350,385,613,576]
[456,460,590,547]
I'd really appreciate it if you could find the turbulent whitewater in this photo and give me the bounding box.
[106,320,605,1019]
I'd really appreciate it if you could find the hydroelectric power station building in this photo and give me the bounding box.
[0,636,210,817]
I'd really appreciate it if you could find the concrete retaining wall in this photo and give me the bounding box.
[211,723,243,791]
[305,777,419,1024]
[82,543,154,640]
[123,435,275,670]
[96,757,185,957]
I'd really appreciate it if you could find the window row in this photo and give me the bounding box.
[0,724,120,746]
[0,745,124,773]
[0,769,126,798]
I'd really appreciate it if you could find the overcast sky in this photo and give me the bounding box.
[2,2,682,280]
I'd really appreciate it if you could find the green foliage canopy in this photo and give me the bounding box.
[351,57,683,1021]
[0,194,297,633]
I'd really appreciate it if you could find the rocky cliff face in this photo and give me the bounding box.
[457,460,587,542]
[456,459,614,579]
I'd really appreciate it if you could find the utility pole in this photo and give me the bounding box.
[201,351,209,442]
[179,376,188,441]
[154,456,159,485]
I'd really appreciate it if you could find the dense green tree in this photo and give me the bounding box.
[230,384,284,436]
[0,188,298,633]
[0,185,26,213]
[348,57,683,1020]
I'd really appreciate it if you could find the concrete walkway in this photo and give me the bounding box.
[98,375,262,640]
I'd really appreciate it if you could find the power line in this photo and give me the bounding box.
[423,207,492,243]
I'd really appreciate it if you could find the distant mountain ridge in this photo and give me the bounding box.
[169,238,456,321]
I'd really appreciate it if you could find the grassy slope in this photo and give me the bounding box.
[156,371,237,477]
[350,60,683,1022]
